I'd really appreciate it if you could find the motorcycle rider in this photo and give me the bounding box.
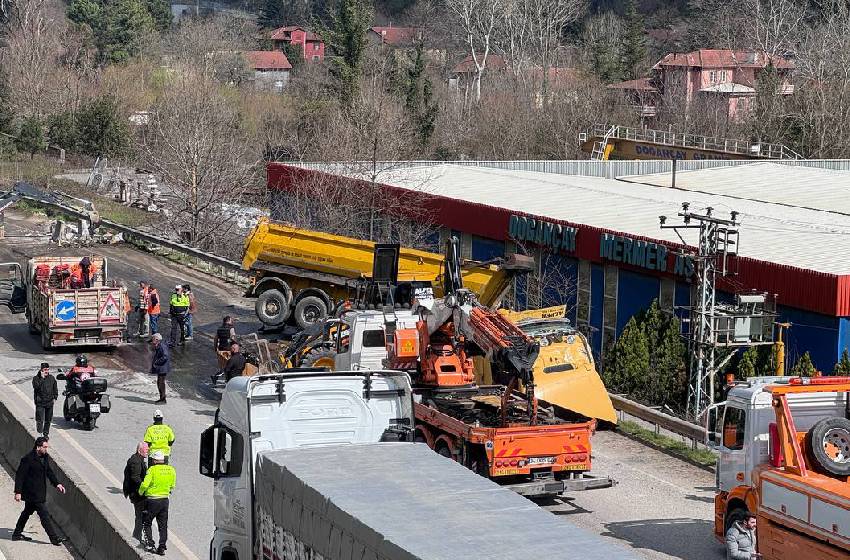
[66,355,95,394]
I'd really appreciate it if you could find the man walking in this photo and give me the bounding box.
[139,450,176,556]
[143,410,175,466]
[168,285,190,348]
[12,437,66,545]
[184,283,196,341]
[123,442,148,545]
[214,316,236,370]
[150,333,171,404]
[137,281,150,338]
[32,363,58,437]
[726,511,761,560]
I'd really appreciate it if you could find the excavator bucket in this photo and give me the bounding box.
[491,309,618,425]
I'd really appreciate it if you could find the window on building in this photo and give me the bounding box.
[722,407,746,450]
[314,43,320,51]
[709,70,715,83]
[312,55,320,61]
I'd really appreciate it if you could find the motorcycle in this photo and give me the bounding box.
[56,369,111,430]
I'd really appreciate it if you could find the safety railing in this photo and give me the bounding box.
[609,393,707,448]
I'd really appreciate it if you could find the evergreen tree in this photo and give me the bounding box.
[326,0,372,109]
[16,117,46,159]
[76,96,128,158]
[791,351,816,377]
[47,112,79,152]
[260,0,311,29]
[604,316,650,397]
[834,348,850,374]
[146,0,172,33]
[67,0,160,63]
[619,0,646,80]
[404,43,438,149]
[0,67,14,134]
[641,300,685,405]
[282,43,304,70]
[738,347,758,378]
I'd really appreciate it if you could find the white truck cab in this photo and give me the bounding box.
[333,309,419,371]
[199,370,414,560]
[708,376,847,492]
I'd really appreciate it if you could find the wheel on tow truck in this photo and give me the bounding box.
[26,311,37,334]
[807,416,850,477]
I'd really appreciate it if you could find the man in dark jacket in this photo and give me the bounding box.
[32,363,58,437]
[13,437,66,545]
[223,343,247,382]
[123,442,149,544]
[150,333,171,404]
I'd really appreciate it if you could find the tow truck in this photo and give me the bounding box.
[310,239,613,497]
[707,375,850,559]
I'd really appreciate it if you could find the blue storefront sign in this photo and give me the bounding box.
[508,214,577,253]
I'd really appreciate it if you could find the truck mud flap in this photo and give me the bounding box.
[506,474,616,498]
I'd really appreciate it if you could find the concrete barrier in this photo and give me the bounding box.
[0,399,143,560]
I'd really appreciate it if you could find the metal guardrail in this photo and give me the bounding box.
[6,182,248,284]
[609,393,707,447]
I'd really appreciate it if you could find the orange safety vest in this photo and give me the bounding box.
[148,288,161,315]
[123,293,132,313]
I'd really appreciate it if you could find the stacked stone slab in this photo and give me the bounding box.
[255,442,639,560]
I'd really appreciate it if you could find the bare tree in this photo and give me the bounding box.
[138,67,262,248]
[446,0,505,103]
[524,0,586,103]
[1,0,61,118]
[745,0,806,56]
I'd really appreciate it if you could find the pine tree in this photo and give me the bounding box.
[16,117,45,159]
[738,347,758,379]
[404,43,438,149]
[326,0,372,109]
[619,0,646,80]
[76,96,128,158]
[792,351,816,377]
[834,348,850,374]
[641,300,686,406]
[604,316,650,397]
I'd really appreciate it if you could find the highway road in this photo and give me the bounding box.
[0,210,722,560]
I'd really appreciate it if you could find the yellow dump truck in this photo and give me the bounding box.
[242,218,532,329]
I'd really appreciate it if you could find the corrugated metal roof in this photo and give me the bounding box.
[365,164,850,276]
[620,162,850,216]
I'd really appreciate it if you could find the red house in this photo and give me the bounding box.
[609,49,794,122]
[270,26,325,63]
[367,26,420,47]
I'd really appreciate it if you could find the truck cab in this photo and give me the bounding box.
[199,370,414,560]
[333,309,418,371]
[708,376,850,559]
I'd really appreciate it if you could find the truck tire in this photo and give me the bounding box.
[294,296,328,330]
[300,347,336,369]
[256,289,290,326]
[63,399,72,421]
[807,417,850,476]
[41,328,51,350]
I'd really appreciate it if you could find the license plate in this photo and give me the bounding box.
[88,404,100,413]
[528,456,556,465]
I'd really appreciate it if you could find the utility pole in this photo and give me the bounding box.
[660,203,741,419]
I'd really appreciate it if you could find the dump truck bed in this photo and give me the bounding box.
[242,218,516,306]
[255,442,638,560]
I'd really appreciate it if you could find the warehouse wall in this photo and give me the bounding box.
[778,306,840,372]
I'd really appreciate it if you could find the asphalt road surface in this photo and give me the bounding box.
[0,210,723,560]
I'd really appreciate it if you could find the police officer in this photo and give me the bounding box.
[168,285,190,348]
[138,450,176,556]
[143,410,175,467]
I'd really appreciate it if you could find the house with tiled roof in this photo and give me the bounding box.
[245,51,292,91]
[270,26,325,63]
[367,26,420,47]
[609,49,794,121]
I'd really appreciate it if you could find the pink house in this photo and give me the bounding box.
[270,26,325,63]
[610,49,794,122]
